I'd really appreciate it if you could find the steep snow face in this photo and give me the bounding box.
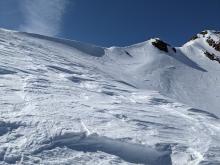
[0,28,220,165]
[104,33,220,117]
[179,30,220,116]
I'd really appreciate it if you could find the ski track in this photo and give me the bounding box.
[0,29,220,165]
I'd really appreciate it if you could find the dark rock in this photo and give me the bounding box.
[206,37,220,52]
[204,51,220,63]
[172,47,177,53]
[152,39,169,52]
[214,31,220,35]
[152,39,176,53]
[199,30,208,36]
[190,35,198,41]
[189,31,207,42]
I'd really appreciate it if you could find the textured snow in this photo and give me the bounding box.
[0,28,220,165]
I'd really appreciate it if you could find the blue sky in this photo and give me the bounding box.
[0,0,220,47]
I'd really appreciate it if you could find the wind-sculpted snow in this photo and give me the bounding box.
[32,132,171,165]
[0,28,220,164]
[0,121,24,136]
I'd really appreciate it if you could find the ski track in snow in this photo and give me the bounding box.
[0,29,220,165]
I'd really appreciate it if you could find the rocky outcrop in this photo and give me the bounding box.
[151,39,176,53]
[204,51,220,63]
[206,37,220,52]
[189,30,208,41]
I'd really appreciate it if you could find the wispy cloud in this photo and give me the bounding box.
[19,0,68,36]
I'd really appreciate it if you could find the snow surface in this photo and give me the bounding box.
[0,28,220,165]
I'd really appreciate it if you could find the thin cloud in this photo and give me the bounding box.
[20,0,68,36]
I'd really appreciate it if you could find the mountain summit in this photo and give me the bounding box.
[0,28,220,165]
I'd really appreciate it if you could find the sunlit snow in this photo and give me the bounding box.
[0,28,220,165]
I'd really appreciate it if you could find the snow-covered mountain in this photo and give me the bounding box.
[0,28,220,165]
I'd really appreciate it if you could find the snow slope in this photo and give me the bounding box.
[0,28,220,165]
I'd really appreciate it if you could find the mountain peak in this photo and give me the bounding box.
[184,29,220,48]
[188,30,220,42]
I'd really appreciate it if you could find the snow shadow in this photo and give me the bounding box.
[115,80,137,88]
[0,121,23,136]
[33,132,172,165]
[47,65,82,75]
[67,76,94,83]
[170,50,207,72]
[149,98,172,105]
[0,67,16,75]
[188,108,219,119]
[101,90,115,96]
